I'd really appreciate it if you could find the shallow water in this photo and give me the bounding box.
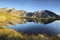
[8,20,60,36]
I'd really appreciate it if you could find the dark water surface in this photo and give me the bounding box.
[8,20,60,36]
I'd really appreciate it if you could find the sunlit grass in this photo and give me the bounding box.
[0,26,23,40]
[0,10,26,26]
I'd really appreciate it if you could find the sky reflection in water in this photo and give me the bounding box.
[8,20,60,36]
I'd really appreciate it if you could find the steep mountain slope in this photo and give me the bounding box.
[34,10,60,19]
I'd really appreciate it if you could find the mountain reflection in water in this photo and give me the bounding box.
[26,18,56,24]
[8,18,60,36]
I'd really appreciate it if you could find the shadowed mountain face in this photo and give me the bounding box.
[27,10,60,24]
[34,10,60,18]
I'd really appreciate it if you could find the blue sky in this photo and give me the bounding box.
[0,0,60,15]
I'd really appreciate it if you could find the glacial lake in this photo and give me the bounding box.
[7,20,60,36]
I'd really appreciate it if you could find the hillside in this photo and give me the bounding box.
[0,8,60,25]
[0,8,27,26]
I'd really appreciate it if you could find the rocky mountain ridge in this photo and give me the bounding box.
[0,8,60,18]
[0,8,60,24]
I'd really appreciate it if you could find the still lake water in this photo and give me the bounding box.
[8,20,60,36]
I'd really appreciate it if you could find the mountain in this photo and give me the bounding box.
[0,8,60,24]
[0,8,27,26]
[0,7,27,18]
[8,8,27,17]
[0,8,59,19]
[33,10,60,19]
[7,8,27,25]
[30,10,60,24]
